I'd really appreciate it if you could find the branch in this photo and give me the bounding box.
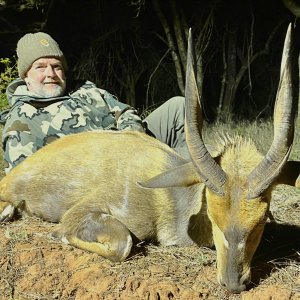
[146,48,171,107]
[236,21,285,92]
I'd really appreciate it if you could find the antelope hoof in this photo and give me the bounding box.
[67,234,133,262]
[0,202,15,222]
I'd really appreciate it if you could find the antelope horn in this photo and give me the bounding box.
[185,28,227,196]
[247,23,298,199]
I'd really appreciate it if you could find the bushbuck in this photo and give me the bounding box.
[0,24,298,293]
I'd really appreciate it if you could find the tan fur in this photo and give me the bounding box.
[206,137,271,292]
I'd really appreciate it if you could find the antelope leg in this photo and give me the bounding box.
[53,208,133,262]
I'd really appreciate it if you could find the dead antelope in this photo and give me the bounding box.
[0,24,298,294]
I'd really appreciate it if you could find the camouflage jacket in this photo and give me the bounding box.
[2,78,145,173]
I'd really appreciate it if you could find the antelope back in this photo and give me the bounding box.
[0,129,215,246]
[0,131,182,221]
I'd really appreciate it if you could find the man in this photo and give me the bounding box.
[2,32,188,173]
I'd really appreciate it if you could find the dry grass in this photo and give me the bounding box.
[203,118,300,160]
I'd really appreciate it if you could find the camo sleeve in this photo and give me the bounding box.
[1,102,56,173]
[75,82,145,132]
[3,131,37,173]
[2,104,41,173]
[101,90,145,132]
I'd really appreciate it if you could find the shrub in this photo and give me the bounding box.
[0,57,18,111]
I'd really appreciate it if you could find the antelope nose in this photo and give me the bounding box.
[227,282,246,294]
[220,273,250,294]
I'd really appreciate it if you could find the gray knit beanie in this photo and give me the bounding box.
[17,32,68,78]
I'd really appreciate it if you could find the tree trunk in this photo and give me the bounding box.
[222,29,237,116]
[152,0,185,95]
[169,0,187,75]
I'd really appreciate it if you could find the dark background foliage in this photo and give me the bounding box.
[0,0,298,121]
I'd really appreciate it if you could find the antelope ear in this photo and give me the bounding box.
[275,160,300,187]
[137,162,200,189]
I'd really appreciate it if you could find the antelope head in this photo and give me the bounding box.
[185,24,298,293]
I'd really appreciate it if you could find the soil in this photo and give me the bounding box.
[0,211,299,300]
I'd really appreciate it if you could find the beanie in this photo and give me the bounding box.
[16,32,68,78]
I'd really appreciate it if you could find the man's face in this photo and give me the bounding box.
[25,57,66,98]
